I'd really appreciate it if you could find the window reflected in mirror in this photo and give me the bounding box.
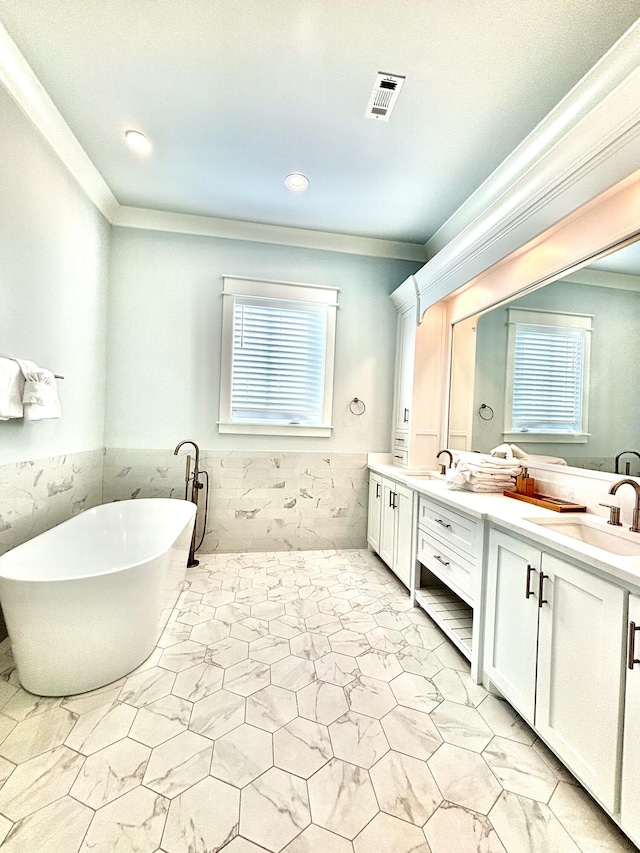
[448,240,640,475]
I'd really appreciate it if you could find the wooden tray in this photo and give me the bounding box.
[503,490,587,512]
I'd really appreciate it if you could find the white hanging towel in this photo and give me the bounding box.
[0,357,24,420]
[14,359,62,420]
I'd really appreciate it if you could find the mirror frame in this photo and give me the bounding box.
[436,171,640,483]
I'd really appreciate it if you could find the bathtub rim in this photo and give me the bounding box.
[0,497,197,584]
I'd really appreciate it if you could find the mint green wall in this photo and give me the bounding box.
[105,226,419,452]
[0,86,110,465]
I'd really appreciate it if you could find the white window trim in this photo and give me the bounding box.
[218,276,338,437]
[503,307,592,444]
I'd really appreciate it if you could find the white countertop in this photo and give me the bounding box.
[368,458,640,591]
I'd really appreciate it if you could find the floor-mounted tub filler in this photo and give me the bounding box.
[0,498,196,696]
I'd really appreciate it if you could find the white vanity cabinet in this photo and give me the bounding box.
[621,594,640,846]
[389,276,447,469]
[414,494,483,678]
[484,528,626,813]
[367,472,414,590]
[393,304,415,442]
[367,473,382,555]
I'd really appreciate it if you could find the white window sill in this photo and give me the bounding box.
[218,422,333,437]
[503,432,589,445]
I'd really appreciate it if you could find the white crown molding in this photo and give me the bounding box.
[415,20,640,314]
[563,268,640,292]
[0,22,427,262]
[0,22,119,222]
[112,206,428,262]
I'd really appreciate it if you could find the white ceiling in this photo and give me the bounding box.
[1,1,639,245]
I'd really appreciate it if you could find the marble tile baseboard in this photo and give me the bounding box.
[103,449,369,552]
[0,449,103,559]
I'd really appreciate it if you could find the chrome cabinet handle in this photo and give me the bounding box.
[434,555,450,567]
[391,492,398,509]
[389,490,394,508]
[375,482,380,499]
[538,572,548,608]
[394,454,404,461]
[435,518,452,530]
[525,564,536,599]
[403,408,409,423]
[628,622,640,669]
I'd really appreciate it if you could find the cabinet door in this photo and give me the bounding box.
[621,594,640,846]
[367,473,382,554]
[392,483,414,589]
[484,530,540,725]
[394,307,416,432]
[379,479,396,568]
[536,553,625,813]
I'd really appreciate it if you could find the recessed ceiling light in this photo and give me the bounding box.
[284,173,309,192]
[125,129,152,154]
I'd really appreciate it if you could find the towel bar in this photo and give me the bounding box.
[0,354,64,379]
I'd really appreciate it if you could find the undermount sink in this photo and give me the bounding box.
[525,515,640,558]
[406,471,443,480]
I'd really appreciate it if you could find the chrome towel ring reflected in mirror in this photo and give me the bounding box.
[349,397,366,415]
[478,403,494,420]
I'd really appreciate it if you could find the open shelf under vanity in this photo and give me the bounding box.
[415,565,474,661]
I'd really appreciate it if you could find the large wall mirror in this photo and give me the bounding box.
[447,237,640,475]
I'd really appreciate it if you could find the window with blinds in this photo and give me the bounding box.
[219,277,338,437]
[504,308,592,442]
[231,298,326,424]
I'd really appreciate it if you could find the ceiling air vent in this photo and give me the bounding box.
[365,72,405,121]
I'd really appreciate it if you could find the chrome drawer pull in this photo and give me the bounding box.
[396,437,405,443]
[435,518,452,530]
[404,408,409,423]
[628,622,640,670]
[434,555,450,567]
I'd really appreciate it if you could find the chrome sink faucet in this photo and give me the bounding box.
[607,479,640,533]
[615,450,640,476]
[436,449,453,476]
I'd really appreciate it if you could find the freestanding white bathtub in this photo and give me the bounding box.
[0,498,196,696]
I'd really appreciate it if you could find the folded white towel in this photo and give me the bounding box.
[462,481,514,493]
[15,359,62,420]
[0,357,24,420]
[507,444,567,465]
[446,457,521,486]
[468,471,519,483]
[490,443,515,460]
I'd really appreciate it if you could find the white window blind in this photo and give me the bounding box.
[219,276,338,437]
[511,323,584,433]
[231,297,326,424]
[504,308,592,441]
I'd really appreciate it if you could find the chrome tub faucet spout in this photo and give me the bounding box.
[174,440,204,567]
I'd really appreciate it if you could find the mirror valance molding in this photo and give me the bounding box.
[414,22,640,316]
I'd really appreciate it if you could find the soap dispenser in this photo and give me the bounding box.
[516,467,535,496]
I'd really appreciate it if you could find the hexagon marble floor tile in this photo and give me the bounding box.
[0,548,635,853]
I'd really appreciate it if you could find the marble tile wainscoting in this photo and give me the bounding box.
[103,450,369,553]
[0,548,634,853]
[0,449,103,558]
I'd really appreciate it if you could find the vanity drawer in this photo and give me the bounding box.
[418,496,478,560]
[417,529,474,602]
[391,448,408,467]
[394,432,409,450]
